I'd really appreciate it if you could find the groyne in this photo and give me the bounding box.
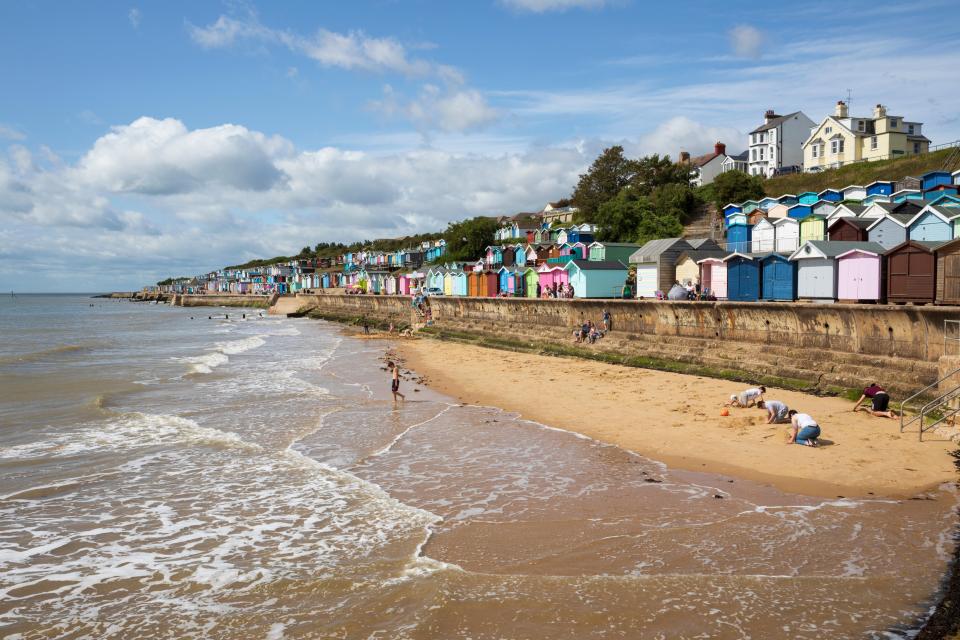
[294,294,960,396]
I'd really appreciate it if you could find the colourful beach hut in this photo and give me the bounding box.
[798,191,819,205]
[587,242,642,263]
[537,263,568,292]
[758,197,778,211]
[886,240,942,304]
[726,221,752,253]
[866,180,894,197]
[867,212,911,251]
[787,203,813,220]
[760,253,797,301]
[818,188,842,202]
[498,266,522,296]
[563,260,628,298]
[836,248,883,302]
[675,250,725,288]
[724,253,760,302]
[789,241,885,301]
[698,257,727,299]
[828,217,870,242]
[523,267,539,298]
[798,214,827,244]
[842,185,867,201]
[628,238,694,298]
[922,171,953,191]
[766,203,790,220]
[891,189,923,203]
[908,205,954,243]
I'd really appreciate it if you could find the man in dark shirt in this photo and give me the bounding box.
[853,383,897,419]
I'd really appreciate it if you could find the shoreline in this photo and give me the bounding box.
[394,335,956,500]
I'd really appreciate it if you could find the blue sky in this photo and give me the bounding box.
[3,0,960,291]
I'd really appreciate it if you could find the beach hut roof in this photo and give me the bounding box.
[835,247,881,259]
[722,251,757,262]
[866,180,893,188]
[831,203,867,217]
[885,239,951,255]
[752,217,774,229]
[628,238,692,263]
[772,217,798,227]
[565,259,627,272]
[828,217,872,231]
[788,240,885,261]
[686,238,721,250]
[587,241,643,248]
[678,249,727,263]
[818,188,841,195]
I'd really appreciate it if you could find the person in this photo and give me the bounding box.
[726,386,766,408]
[787,410,820,446]
[853,383,897,419]
[602,309,611,332]
[536,282,542,297]
[387,361,405,403]
[757,399,790,424]
[580,321,590,343]
[363,319,370,335]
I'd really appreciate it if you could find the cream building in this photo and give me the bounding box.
[802,101,930,172]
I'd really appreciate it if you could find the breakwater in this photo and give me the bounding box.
[295,294,960,396]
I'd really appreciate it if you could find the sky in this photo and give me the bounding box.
[3,0,960,292]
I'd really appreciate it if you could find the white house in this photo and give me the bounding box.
[720,151,749,175]
[748,109,816,177]
[682,142,738,187]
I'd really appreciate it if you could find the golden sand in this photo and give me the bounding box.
[397,338,957,499]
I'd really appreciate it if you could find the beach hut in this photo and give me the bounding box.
[537,263,568,292]
[826,203,866,224]
[818,188,842,202]
[886,240,943,304]
[758,197,778,211]
[777,194,799,206]
[725,210,748,228]
[741,200,759,214]
[453,270,468,296]
[798,191,819,205]
[799,214,827,243]
[891,189,923,203]
[688,238,721,251]
[866,180,894,197]
[698,257,727,299]
[787,203,813,220]
[773,218,800,253]
[908,206,955,243]
[928,194,960,209]
[498,266,522,296]
[935,239,960,305]
[442,270,455,296]
[485,246,503,269]
[501,246,516,268]
[922,171,953,191]
[587,242,642,263]
[523,267,539,298]
[861,194,891,205]
[726,221,752,253]
[628,238,694,298]
[760,253,797,301]
[722,203,742,218]
[828,217,871,242]
[811,200,837,218]
[675,249,726,287]
[955,169,960,186]
[836,248,884,302]
[842,185,867,201]
[751,218,776,254]
[564,260,628,298]
[747,209,766,226]
[867,212,912,251]
[724,253,760,302]
[789,241,885,301]
[766,203,790,220]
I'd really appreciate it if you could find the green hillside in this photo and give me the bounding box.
[762,148,958,196]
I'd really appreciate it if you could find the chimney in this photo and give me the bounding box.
[679,151,691,164]
[873,103,887,119]
[835,100,848,118]
[764,109,777,123]
[714,141,726,156]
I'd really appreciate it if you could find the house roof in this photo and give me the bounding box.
[789,240,885,260]
[628,238,692,263]
[750,111,802,134]
[687,238,720,250]
[689,151,723,168]
[566,260,627,271]
[724,151,749,162]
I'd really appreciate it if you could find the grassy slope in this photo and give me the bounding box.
[763,148,957,196]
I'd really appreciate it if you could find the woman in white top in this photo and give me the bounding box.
[787,410,820,447]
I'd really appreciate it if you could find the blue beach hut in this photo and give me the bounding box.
[866,180,894,197]
[798,192,819,205]
[760,254,797,301]
[726,221,752,253]
[787,203,813,219]
[922,171,953,191]
[817,188,842,202]
[724,253,760,301]
[908,206,954,243]
[777,194,799,207]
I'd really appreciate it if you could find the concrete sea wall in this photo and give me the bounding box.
[174,294,275,309]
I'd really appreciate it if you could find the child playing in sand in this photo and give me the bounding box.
[387,361,405,404]
[757,399,790,424]
[787,410,820,446]
[726,386,766,408]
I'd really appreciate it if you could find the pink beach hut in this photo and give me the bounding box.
[836,248,883,302]
[698,257,727,299]
[537,263,568,292]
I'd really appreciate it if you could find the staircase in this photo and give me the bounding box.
[901,367,960,441]
[682,203,720,241]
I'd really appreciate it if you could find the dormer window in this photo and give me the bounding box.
[908,124,915,134]
[857,120,865,132]
[889,118,898,128]
[825,126,832,134]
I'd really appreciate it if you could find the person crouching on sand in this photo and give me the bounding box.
[787,410,820,447]
[726,386,766,408]
[387,361,405,404]
[757,399,790,424]
[852,383,897,419]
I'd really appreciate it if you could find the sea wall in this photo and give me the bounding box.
[295,294,960,362]
[175,294,274,309]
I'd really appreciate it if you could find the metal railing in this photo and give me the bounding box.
[900,366,960,438]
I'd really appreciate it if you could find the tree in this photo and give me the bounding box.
[631,154,693,195]
[571,146,637,222]
[707,170,765,210]
[635,208,684,245]
[594,188,646,242]
[650,182,700,225]
[442,216,500,263]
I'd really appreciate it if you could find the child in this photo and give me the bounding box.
[386,361,405,404]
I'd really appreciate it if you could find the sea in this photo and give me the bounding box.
[1,293,958,639]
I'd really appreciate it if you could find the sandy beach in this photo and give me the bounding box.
[397,337,958,499]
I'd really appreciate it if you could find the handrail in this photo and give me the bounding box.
[900,366,960,432]
[918,384,960,441]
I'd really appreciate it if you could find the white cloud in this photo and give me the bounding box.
[128,7,141,29]
[499,0,608,12]
[628,116,743,157]
[371,84,499,133]
[729,24,763,59]
[0,124,26,141]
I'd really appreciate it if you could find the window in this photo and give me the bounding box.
[889,118,898,128]
[908,124,915,135]
[752,149,757,161]
[914,142,921,154]
[760,148,765,160]
[871,136,878,150]
[857,120,865,132]
[831,139,845,154]
[812,144,819,158]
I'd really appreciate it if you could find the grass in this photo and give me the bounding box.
[763,148,956,196]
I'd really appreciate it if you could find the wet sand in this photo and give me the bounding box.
[397,337,957,499]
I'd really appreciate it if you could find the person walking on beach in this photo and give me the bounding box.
[787,410,820,446]
[726,386,766,408]
[757,399,790,424]
[602,308,611,332]
[852,383,897,419]
[387,361,405,404]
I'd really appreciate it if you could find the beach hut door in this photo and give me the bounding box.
[945,253,960,302]
[635,264,657,298]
